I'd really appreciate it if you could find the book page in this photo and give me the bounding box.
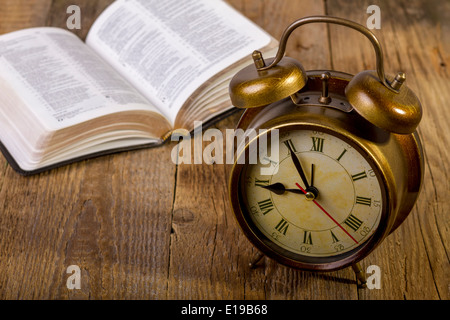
[0,27,164,131]
[86,0,272,125]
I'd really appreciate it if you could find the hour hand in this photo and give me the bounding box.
[261,182,304,195]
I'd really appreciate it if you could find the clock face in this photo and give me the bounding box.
[239,126,385,265]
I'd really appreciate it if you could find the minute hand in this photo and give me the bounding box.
[286,143,310,189]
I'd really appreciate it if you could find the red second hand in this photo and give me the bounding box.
[295,183,358,244]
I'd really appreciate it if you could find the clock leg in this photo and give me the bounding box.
[351,263,367,288]
[249,251,265,269]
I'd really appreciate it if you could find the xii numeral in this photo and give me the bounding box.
[311,137,324,152]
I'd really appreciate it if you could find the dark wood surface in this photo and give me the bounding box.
[0,0,448,300]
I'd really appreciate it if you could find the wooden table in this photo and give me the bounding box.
[0,0,448,300]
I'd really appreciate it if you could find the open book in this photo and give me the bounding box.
[0,0,277,174]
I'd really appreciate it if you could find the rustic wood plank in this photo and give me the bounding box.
[0,0,52,34]
[0,0,176,300]
[0,149,176,299]
[0,0,446,300]
[326,0,449,299]
[228,0,332,70]
[44,0,113,40]
[165,114,242,299]
[0,0,55,300]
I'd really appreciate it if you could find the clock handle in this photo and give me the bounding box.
[258,16,398,93]
[230,15,422,133]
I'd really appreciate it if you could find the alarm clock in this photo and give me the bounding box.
[228,16,424,286]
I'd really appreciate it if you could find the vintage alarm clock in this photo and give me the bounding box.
[228,16,424,286]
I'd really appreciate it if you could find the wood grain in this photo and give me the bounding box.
[0,0,447,300]
[326,0,449,300]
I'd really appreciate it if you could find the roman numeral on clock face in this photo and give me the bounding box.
[311,137,324,152]
[355,196,372,206]
[330,230,339,243]
[303,230,313,245]
[352,171,367,181]
[257,198,274,215]
[336,149,347,161]
[283,139,297,153]
[275,218,289,235]
[344,214,363,231]
[254,178,269,187]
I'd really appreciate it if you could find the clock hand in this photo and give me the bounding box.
[261,182,305,195]
[286,143,310,189]
[296,183,358,244]
[305,163,319,199]
[286,144,319,199]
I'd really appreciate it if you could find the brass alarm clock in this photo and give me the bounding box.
[228,16,424,286]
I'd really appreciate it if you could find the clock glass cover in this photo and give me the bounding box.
[240,126,386,265]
